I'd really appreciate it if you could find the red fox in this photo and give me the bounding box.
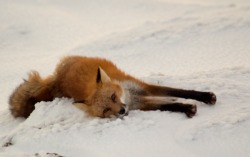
[9,56,216,118]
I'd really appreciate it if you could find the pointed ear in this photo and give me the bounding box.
[96,67,111,84]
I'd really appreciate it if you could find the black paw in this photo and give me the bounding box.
[185,105,197,118]
[203,92,217,105]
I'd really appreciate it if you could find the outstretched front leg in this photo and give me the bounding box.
[144,84,216,105]
[139,96,197,118]
[159,103,197,118]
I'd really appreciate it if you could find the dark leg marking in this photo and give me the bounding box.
[159,103,197,118]
[147,85,217,105]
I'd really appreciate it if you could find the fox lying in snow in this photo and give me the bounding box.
[9,56,216,118]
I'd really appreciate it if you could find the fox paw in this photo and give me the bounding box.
[185,105,197,118]
[204,92,217,105]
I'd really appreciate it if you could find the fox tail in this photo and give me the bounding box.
[9,71,54,118]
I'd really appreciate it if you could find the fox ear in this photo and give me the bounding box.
[96,67,111,84]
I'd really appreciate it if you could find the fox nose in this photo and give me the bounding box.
[118,107,126,115]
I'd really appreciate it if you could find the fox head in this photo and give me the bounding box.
[75,67,129,118]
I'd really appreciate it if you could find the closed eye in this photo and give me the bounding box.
[111,93,116,102]
[103,108,111,114]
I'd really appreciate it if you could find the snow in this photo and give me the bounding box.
[0,0,250,156]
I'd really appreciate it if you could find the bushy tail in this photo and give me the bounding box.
[9,71,55,118]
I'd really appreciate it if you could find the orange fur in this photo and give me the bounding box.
[54,56,143,100]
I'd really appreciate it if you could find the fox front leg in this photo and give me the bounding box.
[139,96,197,118]
[159,103,197,118]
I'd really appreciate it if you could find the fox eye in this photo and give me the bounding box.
[111,93,116,102]
[103,108,111,114]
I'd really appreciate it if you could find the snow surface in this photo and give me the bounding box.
[1,0,250,156]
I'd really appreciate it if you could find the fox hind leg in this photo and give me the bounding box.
[146,84,216,105]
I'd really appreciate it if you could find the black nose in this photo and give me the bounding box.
[118,107,126,115]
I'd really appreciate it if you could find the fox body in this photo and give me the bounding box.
[9,56,216,118]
